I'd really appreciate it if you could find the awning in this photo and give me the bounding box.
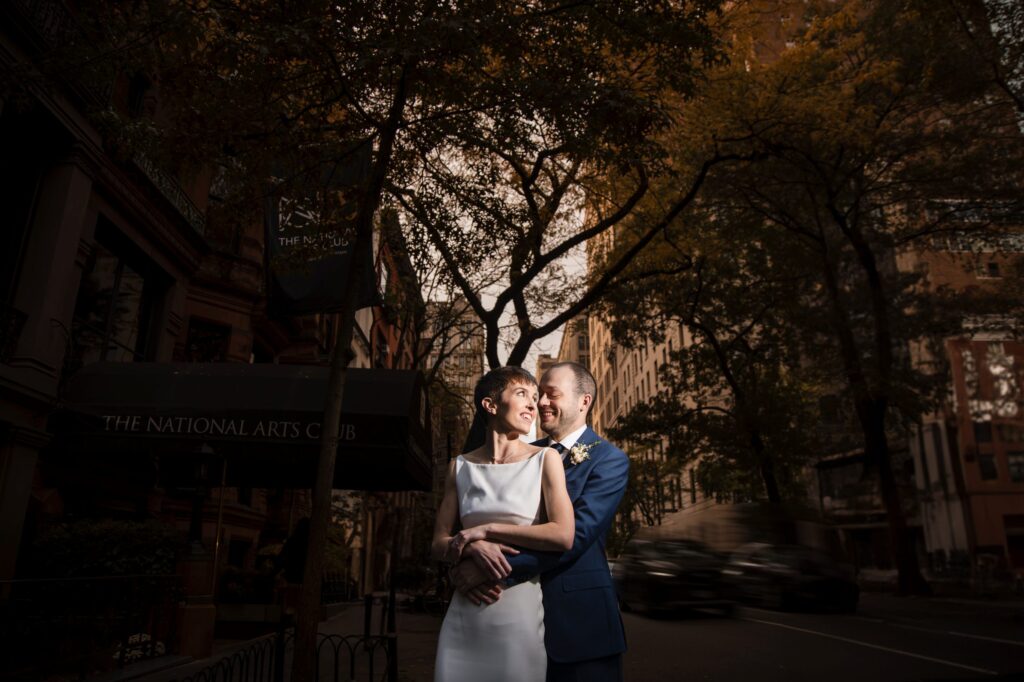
[53,363,433,491]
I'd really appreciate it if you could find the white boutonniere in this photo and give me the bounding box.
[567,441,599,466]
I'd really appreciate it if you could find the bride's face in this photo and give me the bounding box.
[488,380,539,435]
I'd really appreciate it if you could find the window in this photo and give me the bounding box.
[228,538,251,568]
[973,421,993,443]
[72,224,163,366]
[917,430,931,490]
[578,335,587,351]
[997,424,1024,443]
[976,261,1001,279]
[1009,452,1024,483]
[0,109,46,307]
[931,424,948,488]
[184,317,230,362]
[979,455,999,480]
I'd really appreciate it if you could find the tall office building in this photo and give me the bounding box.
[557,315,591,372]
[535,353,557,382]
[427,297,485,471]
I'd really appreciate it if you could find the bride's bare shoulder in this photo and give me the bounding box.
[459,446,488,464]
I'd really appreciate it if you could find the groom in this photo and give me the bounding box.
[452,361,630,681]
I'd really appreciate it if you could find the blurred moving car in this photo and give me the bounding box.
[721,542,859,613]
[612,538,735,616]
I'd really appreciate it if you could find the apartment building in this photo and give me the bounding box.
[0,3,432,671]
[427,297,485,476]
[556,315,591,372]
[582,228,690,536]
[535,353,557,382]
[901,236,1024,577]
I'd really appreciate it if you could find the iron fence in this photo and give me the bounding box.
[171,626,396,682]
[0,574,181,681]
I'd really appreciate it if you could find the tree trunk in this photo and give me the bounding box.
[818,239,930,596]
[292,63,412,681]
[290,218,372,681]
[859,398,932,596]
[749,429,782,504]
[698,321,782,504]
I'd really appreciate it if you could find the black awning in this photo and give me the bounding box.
[54,363,432,491]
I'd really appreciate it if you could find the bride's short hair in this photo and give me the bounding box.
[473,366,537,413]
[461,367,537,451]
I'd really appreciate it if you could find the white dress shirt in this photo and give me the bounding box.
[551,424,588,460]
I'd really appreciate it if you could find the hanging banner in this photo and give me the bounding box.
[265,143,379,315]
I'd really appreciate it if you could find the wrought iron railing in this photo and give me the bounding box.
[170,626,396,682]
[0,574,182,681]
[134,154,207,235]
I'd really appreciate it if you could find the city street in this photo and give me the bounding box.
[386,593,1024,681]
[621,594,1024,681]
[149,592,1024,681]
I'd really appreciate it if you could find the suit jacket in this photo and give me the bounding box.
[506,427,630,663]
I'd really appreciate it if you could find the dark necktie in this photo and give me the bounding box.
[551,442,567,455]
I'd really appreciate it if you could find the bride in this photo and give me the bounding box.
[432,367,574,682]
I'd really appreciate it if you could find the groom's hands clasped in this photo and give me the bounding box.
[463,537,520,578]
[450,539,520,605]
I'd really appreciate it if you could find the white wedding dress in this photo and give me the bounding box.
[434,449,549,682]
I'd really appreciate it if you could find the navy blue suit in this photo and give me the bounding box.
[507,427,629,680]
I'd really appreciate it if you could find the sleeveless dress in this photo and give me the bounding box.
[434,449,549,682]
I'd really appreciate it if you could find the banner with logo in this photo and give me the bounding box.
[265,144,378,315]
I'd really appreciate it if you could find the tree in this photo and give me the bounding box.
[386,2,736,370]
[603,215,826,507]
[37,0,730,673]
[722,0,1020,594]
[597,0,1023,594]
[925,0,1024,119]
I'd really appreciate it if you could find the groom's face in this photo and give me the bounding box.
[538,366,587,438]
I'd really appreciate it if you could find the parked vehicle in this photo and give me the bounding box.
[721,542,859,613]
[612,538,735,616]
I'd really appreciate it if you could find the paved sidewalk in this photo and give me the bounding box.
[321,599,443,682]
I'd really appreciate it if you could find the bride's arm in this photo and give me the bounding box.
[431,459,460,562]
[451,450,574,553]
